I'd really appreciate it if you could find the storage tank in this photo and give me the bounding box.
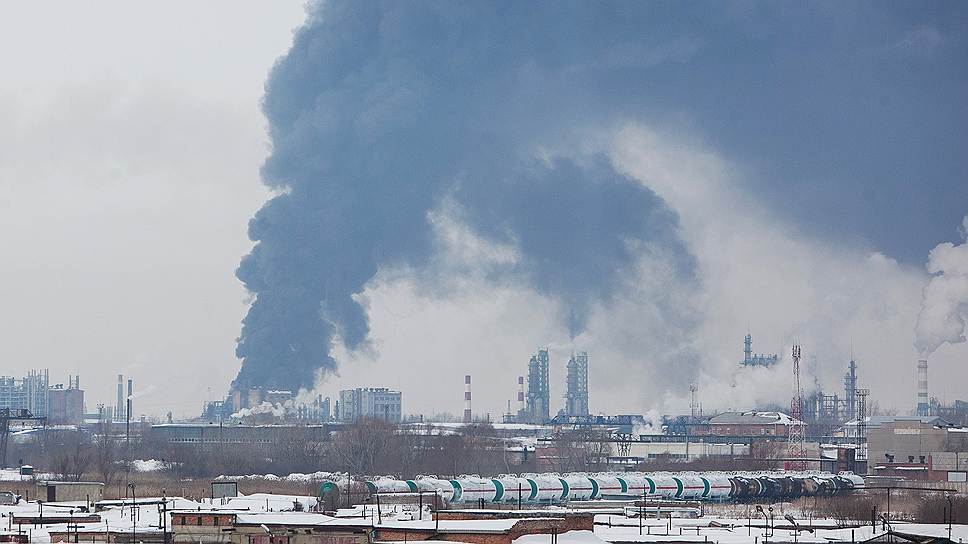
[561,474,596,501]
[491,475,528,503]
[649,473,679,499]
[525,474,566,502]
[839,472,865,488]
[589,473,628,498]
[702,473,732,500]
[364,477,411,495]
[619,473,654,497]
[412,477,457,502]
[674,473,706,499]
[450,476,499,503]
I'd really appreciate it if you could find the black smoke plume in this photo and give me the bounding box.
[233,1,698,392]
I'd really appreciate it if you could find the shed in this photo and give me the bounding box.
[36,481,104,502]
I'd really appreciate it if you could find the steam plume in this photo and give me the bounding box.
[233,1,698,392]
[914,215,968,357]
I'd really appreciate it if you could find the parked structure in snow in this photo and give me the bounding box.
[525,348,550,424]
[564,352,588,417]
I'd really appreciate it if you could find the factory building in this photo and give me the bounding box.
[865,415,968,482]
[47,375,84,425]
[741,333,778,367]
[150,423,331,451]
[525,348,550,423]
[564,352,588,417]
[0,369,49,417]
[339,387,402,423]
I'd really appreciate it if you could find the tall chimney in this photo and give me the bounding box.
[517,376,525,414]
[463,375,472,424]
[116,375,124,423]
[917,359,929,416]
[127,378,134,421]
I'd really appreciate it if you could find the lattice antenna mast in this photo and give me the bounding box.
[788,344,807,470]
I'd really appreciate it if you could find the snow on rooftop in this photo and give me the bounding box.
[516,531,607,544]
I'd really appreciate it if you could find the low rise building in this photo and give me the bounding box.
[865,415,968,482]
[692,411,799,438]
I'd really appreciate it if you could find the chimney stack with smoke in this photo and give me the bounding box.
[463,375,472,424]
[917,360,929,416]
[517,376,525,417]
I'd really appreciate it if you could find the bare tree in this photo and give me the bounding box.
[49,432,92,482]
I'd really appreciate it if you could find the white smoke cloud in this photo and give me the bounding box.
[914,216,968,357]
[232,401,286,419]
[320,124,968,416]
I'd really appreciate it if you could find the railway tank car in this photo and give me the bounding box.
[702,473,733,500]
[449,476,499,503]
[324,470,863,506]
[561,474,597,501]
[673,473,707,499]
[588,473,629,498]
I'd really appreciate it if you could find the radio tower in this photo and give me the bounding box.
[788,344,807,470]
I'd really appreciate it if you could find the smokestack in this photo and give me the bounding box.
[116,375,124,423]
[463,375,472,424]
[517,376,525,414]
[127,379,133,419]
[917,359,929,416]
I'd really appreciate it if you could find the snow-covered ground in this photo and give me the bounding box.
[0,494,965,544]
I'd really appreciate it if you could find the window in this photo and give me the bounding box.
[214,516,220,526]
[197,516,202,526]
[908,456,915,463]
[179,516,186,526]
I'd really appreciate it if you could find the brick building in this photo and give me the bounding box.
[692,411,799,438]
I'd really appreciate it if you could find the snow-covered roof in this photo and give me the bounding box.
[707,411,800,426]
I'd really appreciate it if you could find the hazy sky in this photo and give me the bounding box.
[1,1,966,420]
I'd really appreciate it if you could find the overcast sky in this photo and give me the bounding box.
[1,1,966,420]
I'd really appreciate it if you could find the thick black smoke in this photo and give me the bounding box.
[233,1,698,392]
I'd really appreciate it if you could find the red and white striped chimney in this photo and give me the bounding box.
[517,376,525,413]
[463,374,472,423]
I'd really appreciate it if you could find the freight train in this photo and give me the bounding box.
[325,471,863,505]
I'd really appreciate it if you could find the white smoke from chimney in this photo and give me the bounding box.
[914,215,968,357]
[232,401,286,419]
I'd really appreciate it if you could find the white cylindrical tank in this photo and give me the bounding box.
[702,473,732,500]
[412,477,457,502]
[525,474,566,502]
[491,475,528,503]
[364,478,411,495]
[675,473,706,499]
[450,476,499,503]
[562,474,595,501]
[589,473,627,498]
[649,473,679,499]
[620,473,654,497]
